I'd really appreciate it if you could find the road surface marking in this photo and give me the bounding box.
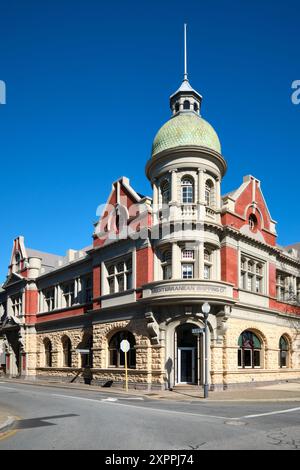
[120,397,144,401]
[0,386,19,391]
[241,406,300,419]
[52,393,230,420]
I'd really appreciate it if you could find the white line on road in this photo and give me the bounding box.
[121,398,144,401]
[52,393,230,420]
[0,386,19,391]
[241,406,300,419]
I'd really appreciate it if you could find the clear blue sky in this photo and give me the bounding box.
[0,0,299,281]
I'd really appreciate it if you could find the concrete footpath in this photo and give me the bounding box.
[1,377,300,402]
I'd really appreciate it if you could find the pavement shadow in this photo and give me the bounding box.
[14,414,78,430]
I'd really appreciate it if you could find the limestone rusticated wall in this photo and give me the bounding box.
[35,319,166,388]
[211,317,300,388]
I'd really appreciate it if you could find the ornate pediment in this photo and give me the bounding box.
[2,272,24,289]
[1,315,21,331]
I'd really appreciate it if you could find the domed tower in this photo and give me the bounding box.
[146,26,227,283]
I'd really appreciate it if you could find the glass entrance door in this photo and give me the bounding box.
[178,347,195,384]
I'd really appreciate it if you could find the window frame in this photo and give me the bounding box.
[240,255,264,294]
[238,331,262,369]
[108,331,136,369]
[181,177,194,204]
[106,257,133,295]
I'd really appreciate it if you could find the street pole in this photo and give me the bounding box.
[124,350,128,392]
[201,302,210,399]
[203,314,209,399]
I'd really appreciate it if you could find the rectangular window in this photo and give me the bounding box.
[253,350,261,368]
[204,264,211,280]
[241,255,265,294]
[244,350,252,368]
[11,295,23,317]
[117,274,125,292]
[255,278,262,293]
[238,349,242,367]
[163,264,172,280]
[62,282,75,308]
[182,187,193,204]
[44,288,55,312]
[108,277,115,295]
[241,272,247,290]
[182,264,193,279]
[84,276,93,303]
[106,257,133,294]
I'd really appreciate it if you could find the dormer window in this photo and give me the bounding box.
[15,251,21,264]
[183,100,190,110]
[175,102,180,113]
[193,102,199,112]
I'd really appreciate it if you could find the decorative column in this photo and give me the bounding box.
[132,248,137,289]
[198,243,205,280]
[197,169,206,204]
[152,179,159,226]
[56,285,62,309]
[170,170,177,203]
[216,177,221,210]
[76,277,83,304]
[101,262,106,295]
[171,243,181,279]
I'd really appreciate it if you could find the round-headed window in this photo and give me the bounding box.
[248,214,258,232]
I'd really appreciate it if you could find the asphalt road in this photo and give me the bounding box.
[0,381,300,450]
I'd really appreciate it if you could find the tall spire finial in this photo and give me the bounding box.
[184,23,188,81]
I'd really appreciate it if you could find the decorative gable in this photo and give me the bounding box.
[9,236,28,276]
[2,272,25,289]
[222,175,277,246]
[93,176,152,248]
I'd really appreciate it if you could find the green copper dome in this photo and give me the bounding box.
[152,113,221,157]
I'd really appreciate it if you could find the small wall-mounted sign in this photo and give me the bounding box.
[192,328,205,335]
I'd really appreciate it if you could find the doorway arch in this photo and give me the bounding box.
[175,323,201,385]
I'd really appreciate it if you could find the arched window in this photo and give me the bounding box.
[205,180,214,207]
[249,214,257,231]
[193,102,199,112]
[109,331,136,369]
[161,180,170,205]
[175,102,180,113]
[62,336,72,367]
[44,338,52,368]
[162,250,172,280]
[238,331,261,368]
[279,336,289,368]
[181,176,194,204]
[183,100,190,110]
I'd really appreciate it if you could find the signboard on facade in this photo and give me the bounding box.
[151,284,227,295]
[192,328,205,335]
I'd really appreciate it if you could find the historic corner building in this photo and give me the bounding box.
[1,62,300,392]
